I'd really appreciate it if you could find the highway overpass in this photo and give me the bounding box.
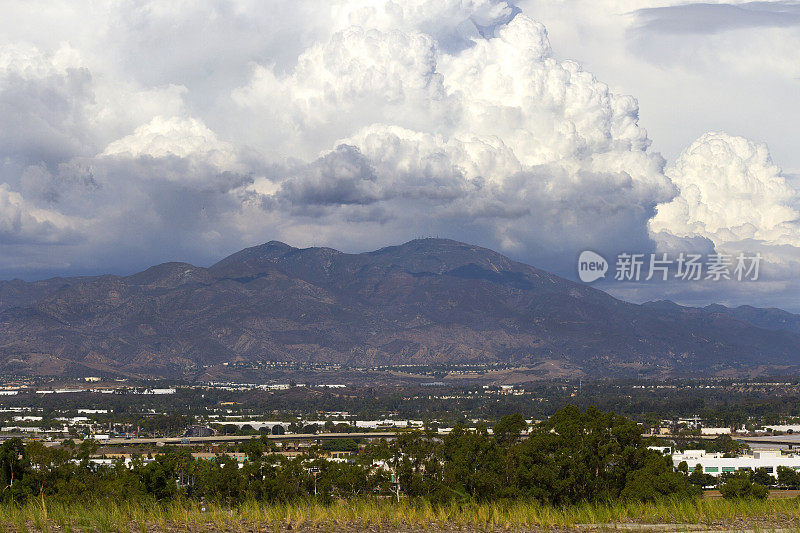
[86,431,399,446]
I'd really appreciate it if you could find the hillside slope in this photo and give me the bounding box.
[1,239,799,378]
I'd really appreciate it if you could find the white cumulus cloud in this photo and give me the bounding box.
[238,10,673,261]
[102,116,240,170]
[0,0,797,310]
[650,132,800,248]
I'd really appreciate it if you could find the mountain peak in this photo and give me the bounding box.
[365,238,522,276]
[210,240,297,270]
[373,237,482,252]
[3,238,800,379]
[264,240,293,249]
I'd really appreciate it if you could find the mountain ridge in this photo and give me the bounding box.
[642,300,800,335]
[1,238,799,379]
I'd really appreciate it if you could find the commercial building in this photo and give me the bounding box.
[673,449,800,476]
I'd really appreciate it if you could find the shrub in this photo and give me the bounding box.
[719,472,769,500]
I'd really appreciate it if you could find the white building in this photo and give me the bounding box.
[673,449,800,476]
[56,416,90,423]
[700,427,732,435]
[764,425,800,433]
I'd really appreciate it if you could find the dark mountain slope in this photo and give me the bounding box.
[643,301,800,335]
[1,238,799,379]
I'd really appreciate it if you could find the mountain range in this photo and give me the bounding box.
[1,238,799,379]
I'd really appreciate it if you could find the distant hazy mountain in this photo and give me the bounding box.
[2,239,800,379]
[643,300,800,335]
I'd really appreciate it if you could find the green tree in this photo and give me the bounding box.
[321,438,358,452]
[719,472,768,500]
[493,413,527,447]
[777,466,799,488]
[621,453,699,501]
[441,424,504,500]
[751,467,774,487]
[23,441,71,497]
[707,434,747,456]
[140,456,178,500]
[242,437,267,461]
[0,438,29,501]
[514,405,696,504]
[687,464,715,489]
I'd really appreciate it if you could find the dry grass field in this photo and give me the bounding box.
[2,498,800,532]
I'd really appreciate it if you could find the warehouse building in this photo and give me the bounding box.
[672,449,800,476]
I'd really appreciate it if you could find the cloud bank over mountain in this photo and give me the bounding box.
[0,0,797,309]
[651,132,800,248]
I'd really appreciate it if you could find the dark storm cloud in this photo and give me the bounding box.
[0,65,95,168]
[277,146,383,207]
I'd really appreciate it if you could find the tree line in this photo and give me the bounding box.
[1,406,698,505]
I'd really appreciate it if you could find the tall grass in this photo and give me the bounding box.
[1,497,800,531]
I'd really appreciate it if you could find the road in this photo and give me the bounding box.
[44,431,800,448]
[648,433,800,450]
[738,434,800,448]
[90,431,399,446]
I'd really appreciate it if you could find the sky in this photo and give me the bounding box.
[0,0,798,310]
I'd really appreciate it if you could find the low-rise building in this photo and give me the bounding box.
[673,449,800,476]
[700,427,732,435]
[763,424,800,433]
